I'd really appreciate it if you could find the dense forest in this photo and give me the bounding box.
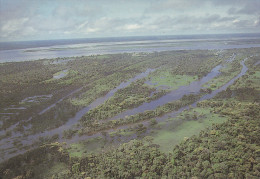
[0,48,259,178]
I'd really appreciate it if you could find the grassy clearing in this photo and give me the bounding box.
[40,162,68,178]
[82,137,107,152]
[109,129,134,138]
[67,143,88,158]
[96,55,110,59]
[67,130,135,159]
[67,137,107,158]
[108,129,136,142]
[152,107,227,153]
[147,70,197,90]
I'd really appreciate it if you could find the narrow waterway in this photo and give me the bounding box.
[0,69,154,161]
[108,64,222,121]
[0,58,249,162]
[39,87,83,115]
[155,58,248,123]
[254,60,260,66]
[0,63,222,161]
[62,58,249,146]
[0,87,84,137]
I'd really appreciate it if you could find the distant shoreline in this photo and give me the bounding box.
[1,33,260,51]
[1,34,260,63]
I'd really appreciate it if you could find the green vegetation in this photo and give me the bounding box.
[0,47,259,178]
[204,54,242,90]
[2,102,259,178]
[153,107,227,152]
[147,70,198,90]
[67,143,88,158]
[0,143,70,178]
[78,93,202,137]
[81,79,166,122]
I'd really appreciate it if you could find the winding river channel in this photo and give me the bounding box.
[108,65,222,121]
[56,57,249,146]
[0,69,154,160]
[0,57,249,162]
[155,58,248,123]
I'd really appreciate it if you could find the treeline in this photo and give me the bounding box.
[0,60,63,108]
[82,79,166,122]
[1,100,259,179]
[1,49,259,178]
[0,49,225,133]
[75,94,201,137]
[66,101,260,178]
[0,142,70,179]
[78,49,222,123]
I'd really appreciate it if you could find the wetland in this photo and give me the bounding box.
[0,36,260,178]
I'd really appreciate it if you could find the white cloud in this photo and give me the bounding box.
[1,18,29,37]
[78,21,89,30]
[0,0,259,41]
[123,24,142,31]
[85,27,99,33]
[254,17,260,27]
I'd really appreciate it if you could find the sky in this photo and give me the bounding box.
[0,0,259,42]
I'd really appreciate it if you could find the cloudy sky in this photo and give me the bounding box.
[0,0,259,42]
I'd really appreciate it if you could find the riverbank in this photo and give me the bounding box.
[1,48,258,162]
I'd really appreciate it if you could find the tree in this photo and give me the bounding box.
[149,118,158,126]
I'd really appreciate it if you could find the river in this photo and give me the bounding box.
[0,68,154,161]
[108,64,222,121]
[0,57,251,162]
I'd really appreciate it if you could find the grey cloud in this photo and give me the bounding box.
[228,7,238,14]
[228,1,260,15]
[0,1,105,40]
[1,0,259,41]
[146,0,260,15]
[52,4,103,19]
[148,14,242,33]
[145,0,203,13]
[232,19,250,27]
[198,14,236,24]
[0,0,36,22]
[64,16,144,36]
[210,0,245,6]
[154,14,237,26]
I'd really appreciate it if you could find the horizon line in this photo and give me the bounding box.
[1,32,260,43]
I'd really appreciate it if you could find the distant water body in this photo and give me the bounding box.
[1,33,260,63]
